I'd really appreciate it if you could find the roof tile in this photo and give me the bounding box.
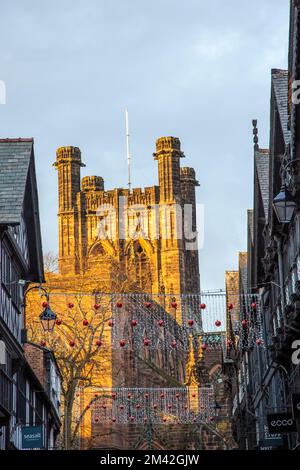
[0,140,33,224]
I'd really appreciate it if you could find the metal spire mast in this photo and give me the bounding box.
[125,108,132,191]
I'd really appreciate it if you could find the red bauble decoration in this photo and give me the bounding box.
[215,320,221,327]
[108,320,114,327]
[131,319,137,327]
[160,393,165,398]
[86,405,90,409]
[119,404,124,410]
[144,393,149,399]
[171,340,177,348]
[127,393,132,399]
[163,418,167,422]
[153,404,158,409]
[42,301,48,308]
[200,303,206,309]
[119,339,126,347]
[144,302,152,308]
[112,417,116,422]
[96,339,102,347]
[130,416,135,422]
[136,404,141,409]
[209,416,214,422]
[158,320,164,327]
[69,340,75,347]
[171,301,177,309]
[94,303,100,310]
[116,302,123,308]
[256,338,263,346]
[143,338,150,346]
[201,343,207,351]
[188,319,194,327]
[112,393,116,399]
[94,394,98,398]
[40,340,46,347]
[192,393,196,398]
[143,417,148,422]
[168,404,172,409]
[55,319,62,326]
[176,393,180,398]
[242,319,248,328]
[95,417,99,423]
[68,302,74,309]
[251,302,257,309]
[83,319,89,326]
[102,404,106,410]
[228,303,234,310]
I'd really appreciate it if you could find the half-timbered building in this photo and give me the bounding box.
[0,138,61,449]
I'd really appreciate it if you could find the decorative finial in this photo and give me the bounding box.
[252,119,259,151]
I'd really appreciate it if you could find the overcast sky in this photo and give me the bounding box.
[0,0,289,290]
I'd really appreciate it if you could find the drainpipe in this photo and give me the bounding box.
[274,235,285,317]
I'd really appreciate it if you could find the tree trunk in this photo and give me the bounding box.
[64,402,72,449]
[63,389,75,450]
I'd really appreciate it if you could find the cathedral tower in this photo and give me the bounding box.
[53,137,200,296]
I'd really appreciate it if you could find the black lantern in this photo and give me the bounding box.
[273,184,296,224]
[39,305,57,332]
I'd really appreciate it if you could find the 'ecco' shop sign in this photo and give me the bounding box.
[267,412,297,434]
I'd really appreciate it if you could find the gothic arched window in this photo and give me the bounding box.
[133,240,151,290]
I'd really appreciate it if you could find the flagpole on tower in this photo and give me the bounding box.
[125,108,132,192]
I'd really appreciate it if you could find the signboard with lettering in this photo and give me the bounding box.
[263,425,284,442]
[259,439,285,450]
[267,412,297,434]
[21,425,43,449]
[292,393,300,419]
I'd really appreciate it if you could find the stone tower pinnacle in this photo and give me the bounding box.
[154,136,184,203]
[53,146,85,275]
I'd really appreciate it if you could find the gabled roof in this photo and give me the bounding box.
[0,138,44,282]
[0,139,33,224]
[271,69,290,146]
[255,148,270,221]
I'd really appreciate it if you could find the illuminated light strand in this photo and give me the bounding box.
[33,292,264,350]
[74,387,217,425]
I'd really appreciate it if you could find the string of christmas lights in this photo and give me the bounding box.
[75,387,216,425]
[33,292,264,351]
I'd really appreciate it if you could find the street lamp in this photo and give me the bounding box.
[39,304,57,332]
[273,184,296,224]
[23,285,57,333]
[272,156,300,224]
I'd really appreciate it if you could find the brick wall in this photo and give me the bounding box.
[23,343,46,388]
